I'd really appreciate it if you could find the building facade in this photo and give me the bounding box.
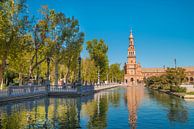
[124,31,194,85]
[142,67,194,83]
[124,31,143,85]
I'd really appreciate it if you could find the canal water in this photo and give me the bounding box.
[0,86,194,129]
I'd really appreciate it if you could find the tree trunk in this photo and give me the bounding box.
[65,68,70,84]
[0,65,3,89]
[1,57,7,89]
[54,59,59,86]
[65,60,71,84]
[97,71,100,85]
[19,72,23,86]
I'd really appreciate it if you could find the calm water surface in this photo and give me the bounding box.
[0,86,194,129]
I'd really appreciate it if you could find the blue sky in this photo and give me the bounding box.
[27,0,194,68]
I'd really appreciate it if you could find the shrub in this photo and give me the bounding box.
[161,85,170,90]
[171,86,186,93]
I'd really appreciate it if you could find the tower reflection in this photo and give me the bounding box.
[126,86,144,129]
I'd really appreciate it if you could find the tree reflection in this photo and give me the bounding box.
[87,97,108,129]
[148,89,188,123]
[82,89,121,129]
[49,98,80,129]
[125,86,144,129]
[0,88,121,129]
[109,89,121,107]
[0,97,82,129]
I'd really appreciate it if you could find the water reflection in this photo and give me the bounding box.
[148,89,188,123]
[0,88,121,129]
[125,86,144,129]
[0,95,92,129]
[82,88,121,129]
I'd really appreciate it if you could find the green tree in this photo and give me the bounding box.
[109,63,123,83]
[0,0,30,87]
[86,39,109,84]
[166,67,186,91]
[0,2,85,87]
[81,58,98,85]
[145,67,187,92]
[63,32,84,84]
[27,7,84,85]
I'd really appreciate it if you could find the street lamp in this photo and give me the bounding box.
[5,62,9,86]
[78,56,81,84]
[46,57,50,91]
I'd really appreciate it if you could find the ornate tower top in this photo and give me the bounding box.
[129,28,134,47]
[129,28,133,39]
[128,28,136,62]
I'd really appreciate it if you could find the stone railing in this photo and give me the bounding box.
[0,89,8,98]
[0,83,120,101]
[49,85,77,93]
[0,85,47,98]
[81,86,94,93]
[94,83,120,91]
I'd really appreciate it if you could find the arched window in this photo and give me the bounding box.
[190,77,194,82]
[130,78,134,82]
[186,77,189,82]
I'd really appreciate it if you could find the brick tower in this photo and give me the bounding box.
[124,30,143,85]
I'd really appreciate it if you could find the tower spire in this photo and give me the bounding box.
[129,28,133,39]
[129,28,134,46]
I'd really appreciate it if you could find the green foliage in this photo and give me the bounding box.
[108,63,124,83]
[86,39,109,82]
[81,58,98,84]
[171,86,186,93]
[166,67,186,86]
[0,0,30,86]
[0,2,85,86]
[145,67,187,93]
[87,97,108,129]
[186,92,194,95]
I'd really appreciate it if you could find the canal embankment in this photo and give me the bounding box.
[0,84,121,103]
[149,86,194,99]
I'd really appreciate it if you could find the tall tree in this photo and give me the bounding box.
[0,0,29,87]
[86,39,109,84]
[51,15,84,85]
[109,63,123,83]
[81,58,98,85]
[166,67,186,90]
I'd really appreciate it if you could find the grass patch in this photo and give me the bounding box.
[187,92,194,95]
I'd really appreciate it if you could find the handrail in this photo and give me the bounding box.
[0,85,47,98]
[0,84,120,99]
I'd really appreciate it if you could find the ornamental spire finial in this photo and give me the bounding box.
[129,28,133,39]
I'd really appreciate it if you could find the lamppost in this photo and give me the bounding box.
[78,56,81,85]
[174,58,177,68]
[97,66,100,85]
[4,61,9,86]
[46,57,50,92]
